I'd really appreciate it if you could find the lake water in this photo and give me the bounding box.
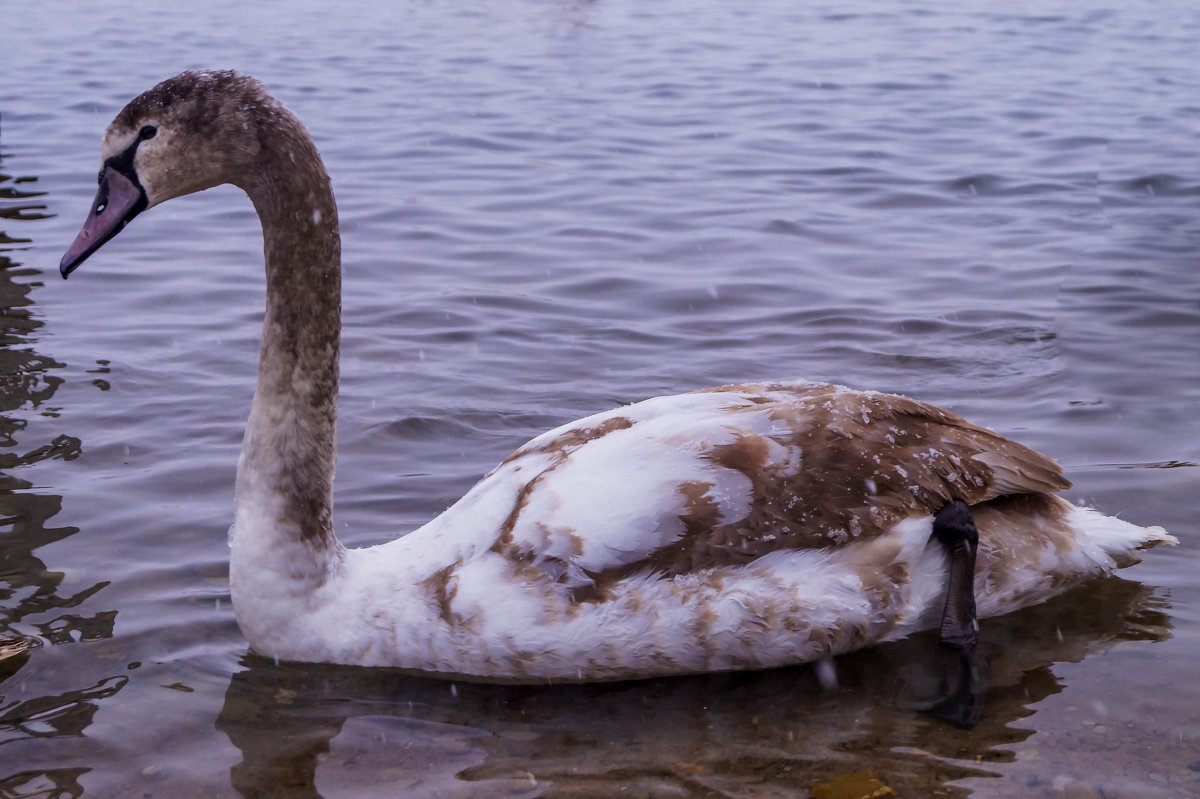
[2,1,1198,796]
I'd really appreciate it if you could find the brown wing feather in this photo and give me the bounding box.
[641,382,1070,575]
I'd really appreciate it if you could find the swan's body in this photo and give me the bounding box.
[61,71,1174,682]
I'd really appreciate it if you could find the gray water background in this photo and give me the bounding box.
[1,1,1198,796]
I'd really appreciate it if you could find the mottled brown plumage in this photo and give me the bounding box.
[59,71,1174,680]
[491,381,1072,591]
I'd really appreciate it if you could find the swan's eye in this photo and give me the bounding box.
[139,125,158,141]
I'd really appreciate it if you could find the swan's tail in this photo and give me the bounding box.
[1063,503,1178,568]
[970,494,1176,620]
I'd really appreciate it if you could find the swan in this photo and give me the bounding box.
[59,71,1174,682]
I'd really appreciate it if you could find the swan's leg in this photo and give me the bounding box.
[931,499,979,649]
[918,500,986,727]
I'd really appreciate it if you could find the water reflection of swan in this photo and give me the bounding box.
[60,71,1173,681]
[213,578,1169,798]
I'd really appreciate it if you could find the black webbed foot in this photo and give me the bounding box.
[932,500,979,649]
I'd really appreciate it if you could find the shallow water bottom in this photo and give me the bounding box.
[5,578,1197,798]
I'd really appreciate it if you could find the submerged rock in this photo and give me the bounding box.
[811,770,897,799]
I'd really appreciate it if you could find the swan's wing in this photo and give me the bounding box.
[477,380,1068,591]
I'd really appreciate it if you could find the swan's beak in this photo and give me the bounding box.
[59,166,147,279]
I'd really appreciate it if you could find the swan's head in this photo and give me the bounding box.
[60,70,273,278]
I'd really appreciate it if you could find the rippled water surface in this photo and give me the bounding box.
[2,1,1198,796]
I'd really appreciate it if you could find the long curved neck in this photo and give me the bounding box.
[232,108,344,586]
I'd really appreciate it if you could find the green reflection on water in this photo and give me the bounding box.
[1,124,123,799]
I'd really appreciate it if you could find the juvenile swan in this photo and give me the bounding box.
[60,71,1174,681]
